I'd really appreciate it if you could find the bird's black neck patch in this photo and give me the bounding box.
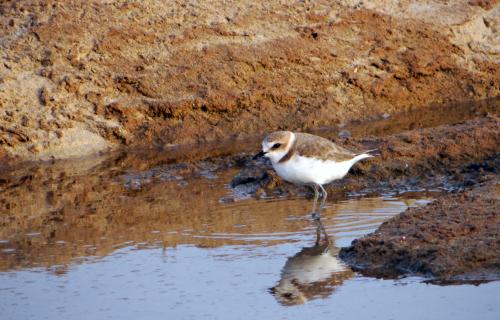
[278,139,296,163]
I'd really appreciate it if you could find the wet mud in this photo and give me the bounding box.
[340,178,500,281]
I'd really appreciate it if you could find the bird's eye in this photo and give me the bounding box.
[272,143,281,149]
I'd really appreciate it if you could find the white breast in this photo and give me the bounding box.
[281,252,348,284]
[272,155,354,185]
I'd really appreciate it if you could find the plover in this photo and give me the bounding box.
[254,131,375,221]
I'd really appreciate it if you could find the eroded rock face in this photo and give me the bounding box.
[340,178,500,280]
[0,0,499,161]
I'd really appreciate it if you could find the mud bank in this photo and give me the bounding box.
[340,177,500,281]
[1,0,499,161]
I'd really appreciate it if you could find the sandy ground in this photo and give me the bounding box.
[0,0,499,161]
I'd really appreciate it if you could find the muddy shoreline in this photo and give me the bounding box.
[1,106,499,278]
[1,3,499,277]
[1,97,498,174]
[340,177,500,281]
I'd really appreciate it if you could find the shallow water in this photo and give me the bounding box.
[1,164,499,320]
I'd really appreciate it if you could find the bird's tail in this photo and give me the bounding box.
[363,148,379,156]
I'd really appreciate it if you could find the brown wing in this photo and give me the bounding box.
[294,132,356,162]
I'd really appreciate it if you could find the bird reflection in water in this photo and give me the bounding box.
[270,228,354,306]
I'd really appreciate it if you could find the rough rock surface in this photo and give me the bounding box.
[1,0,499,161]
[340,178,500,280]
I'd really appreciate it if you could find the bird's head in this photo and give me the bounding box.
[254,131,294,163]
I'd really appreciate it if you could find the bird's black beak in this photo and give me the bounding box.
[253,151,266,160]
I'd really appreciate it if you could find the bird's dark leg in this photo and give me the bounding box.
[312,184,327,220]
[309,184,330,245]
[315,218,330,246]
[315,222,321,246]
[316,184,330,245]
[310,184,324,245]
[318,184,328,213]
[310,184,320,220]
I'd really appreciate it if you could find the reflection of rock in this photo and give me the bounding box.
[0,154,321,271]
[270,243,354,306]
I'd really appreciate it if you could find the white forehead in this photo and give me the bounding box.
[262,139,273,150]
[262,132,294,152]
